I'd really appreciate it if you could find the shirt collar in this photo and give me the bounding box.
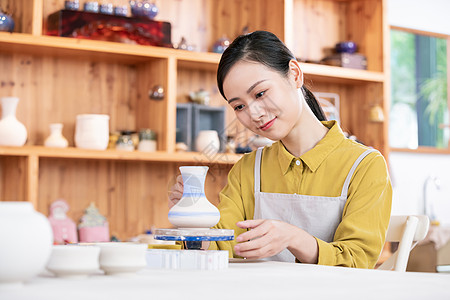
[277,121,346,174]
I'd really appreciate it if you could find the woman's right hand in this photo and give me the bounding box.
[168,175,183,208]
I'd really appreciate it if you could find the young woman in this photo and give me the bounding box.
[169,31,392,268]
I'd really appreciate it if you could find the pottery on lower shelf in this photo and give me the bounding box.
[78,202,110,243]
[0,202,53,286]
[44,123,69,148]
[0,97,28,146]
[48,199,78,244]
[168,166,220,229]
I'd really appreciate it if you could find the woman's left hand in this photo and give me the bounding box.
[234,219,299,259]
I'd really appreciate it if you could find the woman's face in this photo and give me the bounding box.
[222,60,303,141]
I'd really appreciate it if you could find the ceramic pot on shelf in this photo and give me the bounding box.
[44,123,69,148]
[168,166,220,229]
[0,202,53,286]
[75,114,110,150]
[0,9,15,33]
[195,130,220,154]
[0,97,27,146]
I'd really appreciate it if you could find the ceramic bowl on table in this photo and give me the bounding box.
[97,242,147,276]
[46,245,101,278]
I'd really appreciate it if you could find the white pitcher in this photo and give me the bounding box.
[0,97,27,146]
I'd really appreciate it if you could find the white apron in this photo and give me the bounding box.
[253,147,376,262]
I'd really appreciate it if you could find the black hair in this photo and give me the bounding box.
[217,30,326,121]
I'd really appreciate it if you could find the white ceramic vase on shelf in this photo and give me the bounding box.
[0,97,27,146]
[44,123,68,148]
[195,130,220,154]
[75,114,110,150]
[168,166,220,229]
[0,202,53,286]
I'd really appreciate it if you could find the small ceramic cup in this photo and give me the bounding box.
[46,245,100,278]
[97,242,147,276]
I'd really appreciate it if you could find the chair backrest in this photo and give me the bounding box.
[378,215,430,272]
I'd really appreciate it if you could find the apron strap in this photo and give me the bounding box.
[254,147,264,194]
[340,149,377,198]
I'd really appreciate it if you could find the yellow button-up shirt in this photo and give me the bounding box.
[210,121,392,268]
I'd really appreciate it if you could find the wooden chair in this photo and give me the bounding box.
[378,215,430,272]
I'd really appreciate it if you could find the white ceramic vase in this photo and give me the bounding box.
[0,202,53,286]
[195,130,220,154]
[44,123,68,148]
[0,97,27,146]
[168,166,220,228]
[75,114,110,150]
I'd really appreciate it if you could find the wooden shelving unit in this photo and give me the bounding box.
[0,145,242,163]
[0,0,390,240]
[0,33,385,82]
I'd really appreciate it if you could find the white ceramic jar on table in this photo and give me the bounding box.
[0,202,53,286]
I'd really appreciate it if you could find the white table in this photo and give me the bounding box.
[1,261,450,300]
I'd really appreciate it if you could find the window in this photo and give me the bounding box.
[389,28,449,149]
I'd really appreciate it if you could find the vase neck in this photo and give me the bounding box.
[1,97,19,119]
[50,124,63,135]
[180,167,208,198]
[182,174,206,197]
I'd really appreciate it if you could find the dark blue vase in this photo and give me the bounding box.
[0,10,15,33]
[335,41,357,54]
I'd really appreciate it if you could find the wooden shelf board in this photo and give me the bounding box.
[390,147,450,155]
[0,33,385,83]
[300,63,385,84]
[0,146,241,164]
[0,33,220,65]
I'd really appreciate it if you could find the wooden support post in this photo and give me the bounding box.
[32,0,43,36]
[26,154,39,208]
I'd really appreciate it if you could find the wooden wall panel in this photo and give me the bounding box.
[176,68,220,105]
[157,0,211,52]
[136,59,170,151]
[37,158,231,240]
[292,0,347,61]
[210,0,286,47]
[346,0,384,72]
[0,53,138,146]
[0,156,27,201]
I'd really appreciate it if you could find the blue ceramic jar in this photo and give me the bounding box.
[0,10,15,33]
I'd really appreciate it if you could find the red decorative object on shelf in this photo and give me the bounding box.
[47,9,172,47]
